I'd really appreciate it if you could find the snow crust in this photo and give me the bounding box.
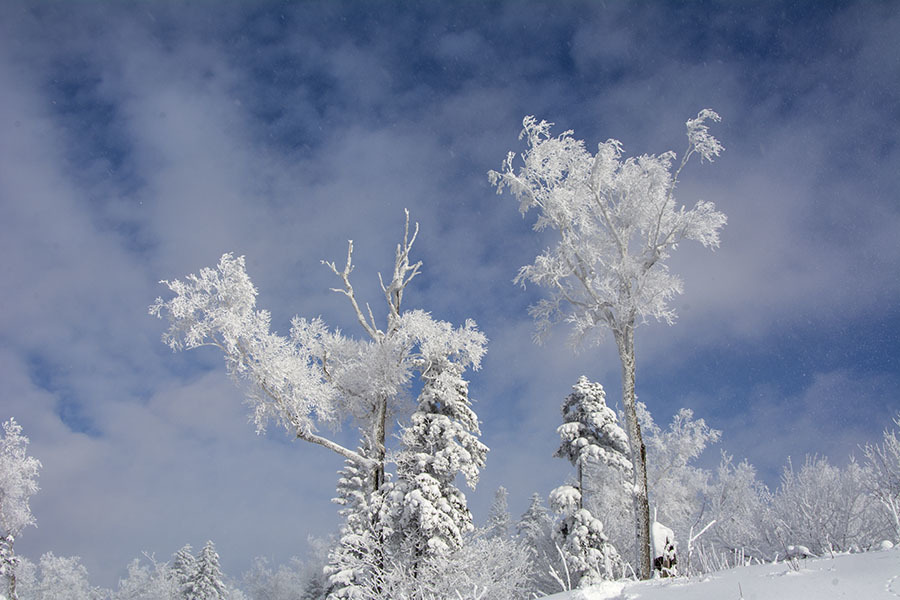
[542,547,900,600]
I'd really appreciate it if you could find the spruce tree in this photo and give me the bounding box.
[193,541,227,600]
[550,377,627,586]
[486,486,511,539]
[516,493,558,596]
[170,545,196,599]
[325,449,379,599]
[380,356,488,564]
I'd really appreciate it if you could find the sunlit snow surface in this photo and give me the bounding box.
[543,547,900,600]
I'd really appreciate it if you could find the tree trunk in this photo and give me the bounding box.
[577,461,584,511]
[615,323,652,580]
[373,394,388,492]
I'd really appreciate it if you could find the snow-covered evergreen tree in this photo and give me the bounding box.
[378,349,487,577]
[491,110,727,578]
[0,419,41,600]
[556,377,631,502]
[171,545,197,599]
[549,377,626,587]
[325,450,380,600]
[549,485,621,587]
[516,493,559,596]
[485,486,511,539]
[192,541,227,600]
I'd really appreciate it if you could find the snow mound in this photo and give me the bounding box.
[542,546,900,600]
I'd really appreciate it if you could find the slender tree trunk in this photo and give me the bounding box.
[577,461,584,511]
[615,322,652,580]
[372,394,388,492]
[2,539,18,600]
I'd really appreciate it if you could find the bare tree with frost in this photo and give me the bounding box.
[863,413,900,543]
[639,403,720,544]
[151,212,487,597]
[770,455,882,555]
[0,419,41,600]
[489,110,727,578]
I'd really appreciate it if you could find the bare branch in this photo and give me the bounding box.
[381,209,423,325]
[323,240,380,340]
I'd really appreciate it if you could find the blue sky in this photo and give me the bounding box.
[1,0,899,587]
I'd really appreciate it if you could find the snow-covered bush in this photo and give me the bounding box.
[641,403,720,546]
[702,453,772,566]
[862,413,900,543]
[242,555,326,600]
[769,456,884,555]
[325,530,531,600]
[14,553,106,600]
[112,556,179,600]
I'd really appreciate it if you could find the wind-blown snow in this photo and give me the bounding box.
[543,547,900,600]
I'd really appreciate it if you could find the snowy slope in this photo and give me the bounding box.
[543,547,900,600]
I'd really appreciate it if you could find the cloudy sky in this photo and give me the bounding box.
[1,0,899,588]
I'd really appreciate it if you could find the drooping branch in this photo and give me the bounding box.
[296,429,376,469]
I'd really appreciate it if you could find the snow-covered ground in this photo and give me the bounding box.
[544,547,900,600]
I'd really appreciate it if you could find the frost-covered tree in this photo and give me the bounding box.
[0,419,41,600]
[485,486,511,540]
[151,212,484,491]
[556,377,631,509]
[329,336,487,597]
[113,556,179,600]
[15,553,106,600]
[243,553,326,600]
[640,404,720,542]
[770,456,883,555]
[325,449,379,599]
[171,545,197,599]
[151,213,488,596]
[490,111,726,577]
[516,493,559,596]
[381,353,488,564]
[192,541,228,600]
[548,485,621,588]
[863,413,900,542]
[703,453,771,566]
[549,377,626,587]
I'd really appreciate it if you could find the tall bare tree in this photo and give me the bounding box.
[489,110,727,577]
